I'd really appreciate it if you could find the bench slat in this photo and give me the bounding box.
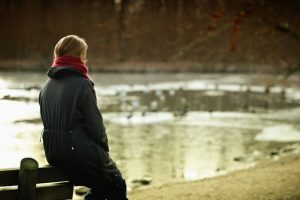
[0,187,18,200]
[0,168,19,186]
[0,166,71,186]
[37,166,71,183]
[0,164,74,199]
[0,182,73,200]
[36,182,73,200]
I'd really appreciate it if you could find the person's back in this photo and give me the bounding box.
[39,35,128,200]
[40,67,95,166]
[40,68,86,133]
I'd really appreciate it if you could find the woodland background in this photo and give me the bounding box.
[0,0,299,73]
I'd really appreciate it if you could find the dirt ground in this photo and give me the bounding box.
[128,154,300,200]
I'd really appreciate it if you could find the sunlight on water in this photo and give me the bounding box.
[0,100,39,122]
[184,169,199,180]
[0,122,45,168]
[0,94,44,168]
[0,80,8,89]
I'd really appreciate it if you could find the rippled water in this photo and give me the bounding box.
[1,72,300,191]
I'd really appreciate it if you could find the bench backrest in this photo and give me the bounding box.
[0,158,73,200]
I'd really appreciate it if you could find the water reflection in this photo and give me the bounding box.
[106,120,260,189]
[106,86,297,115]
[0,121,46,168]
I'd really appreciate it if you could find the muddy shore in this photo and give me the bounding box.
[128,154,300,200]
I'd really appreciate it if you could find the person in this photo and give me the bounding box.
[39,35,128,200]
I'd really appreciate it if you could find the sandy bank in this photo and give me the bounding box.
[129,154,300,200]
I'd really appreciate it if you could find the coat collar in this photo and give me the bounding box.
[47,67,94,86]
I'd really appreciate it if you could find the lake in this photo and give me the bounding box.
[1,71,300,191]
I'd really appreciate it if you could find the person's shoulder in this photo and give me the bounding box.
[79,77,94,90]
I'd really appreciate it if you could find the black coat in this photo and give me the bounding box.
[39,67,118,187]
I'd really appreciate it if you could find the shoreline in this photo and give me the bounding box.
[0,66,300,76]
[128,153,300,200]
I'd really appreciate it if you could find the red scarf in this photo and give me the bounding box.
[52,55,91,80]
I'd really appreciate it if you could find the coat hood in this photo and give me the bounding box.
[47,67,84,79]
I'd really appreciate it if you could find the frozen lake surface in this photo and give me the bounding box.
[0,71,300,190]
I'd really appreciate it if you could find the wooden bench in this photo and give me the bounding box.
[0,157,74,200]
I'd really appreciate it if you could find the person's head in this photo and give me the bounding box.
[54,35,88,63]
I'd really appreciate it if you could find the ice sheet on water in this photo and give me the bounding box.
[255,125,300,142]
[260,108,300,123]
[176,111,264,130]
[0,88,39,100]
[104,111,267,130]
[287,88,300,101]
[93,79,300,98]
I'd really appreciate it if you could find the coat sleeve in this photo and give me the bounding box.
[78,82,109,152]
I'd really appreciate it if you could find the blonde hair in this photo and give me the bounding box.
[54,35,88,61]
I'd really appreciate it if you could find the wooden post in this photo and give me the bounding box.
[18,158,38,200]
